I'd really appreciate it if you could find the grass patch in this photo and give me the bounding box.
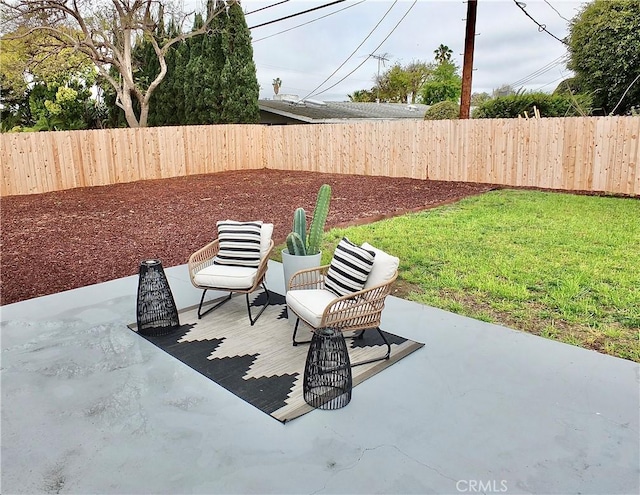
[274,189,640,362]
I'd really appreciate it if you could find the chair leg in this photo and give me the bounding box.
[350,327,392,368]
[197,290,232,319]
[292,317,313,346]
[245,282,270,326]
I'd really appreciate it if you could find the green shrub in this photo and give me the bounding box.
[472,92,591,118]
[424,100,460,120]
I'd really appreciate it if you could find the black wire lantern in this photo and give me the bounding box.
[303,327,352,410]
[136,259,180,337]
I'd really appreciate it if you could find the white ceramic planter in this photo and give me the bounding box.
[281,249,322,292]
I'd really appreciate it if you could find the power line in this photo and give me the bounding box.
[301,1,398,100]
[534,72,568,92]
[509,54,568,87]
[307,0,417,99]
[543,0,571,23]
[245,0,290,16]
[512,0,568,45]
[248,0,346,29]
[610,72,640,115]
[253,0,365,43]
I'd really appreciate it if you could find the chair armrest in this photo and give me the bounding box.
[253,240,275,288]
[187,239,220,283]
[288,264,330,291]
[321,270,398,330]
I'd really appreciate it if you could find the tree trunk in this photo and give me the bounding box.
[121,27,143,127]
[120,86,140,128]
[138,102,149,128]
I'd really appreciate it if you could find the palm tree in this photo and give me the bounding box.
[348,89,376,102]
[272,77,282,95]
[434,44,453,64]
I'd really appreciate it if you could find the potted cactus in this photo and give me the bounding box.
[282,184,331,290]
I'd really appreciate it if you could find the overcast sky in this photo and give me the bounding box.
[186,0,587,101]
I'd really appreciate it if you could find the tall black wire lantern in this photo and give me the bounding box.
[136,259,180,337]
[303,327,352,410]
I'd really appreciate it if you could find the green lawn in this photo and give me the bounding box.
[276,189,640,362]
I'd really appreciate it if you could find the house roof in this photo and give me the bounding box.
[258,99,429,123]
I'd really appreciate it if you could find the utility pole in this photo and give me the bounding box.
[370,53,389,103]
[459,0,477,119]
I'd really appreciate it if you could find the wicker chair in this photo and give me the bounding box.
[286,243,399,367]
[188,222,274,325]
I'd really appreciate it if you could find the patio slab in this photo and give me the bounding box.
[1,261,638,494]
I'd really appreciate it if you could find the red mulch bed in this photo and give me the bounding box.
[0,169,496,305]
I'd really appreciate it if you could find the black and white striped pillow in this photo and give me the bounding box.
[214,220,263,268]
[325,237,376,297]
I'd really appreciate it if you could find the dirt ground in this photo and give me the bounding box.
[0,169,496,305]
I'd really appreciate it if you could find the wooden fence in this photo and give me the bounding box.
[1,117,639,197]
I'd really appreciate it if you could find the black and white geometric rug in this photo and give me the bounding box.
[129,291,424,423]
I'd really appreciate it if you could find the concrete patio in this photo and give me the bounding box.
[1,261,638,494]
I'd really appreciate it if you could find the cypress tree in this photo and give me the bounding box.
[183,13,206,124]
[167,20,190,126]
[182,0,227,124]
[201,0,227,124]
[220,0,260,123]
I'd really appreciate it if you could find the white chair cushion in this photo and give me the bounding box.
[361,242,399,288]
[260,223,274,258]
[286,289,338,328]
[194,264,258,290]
